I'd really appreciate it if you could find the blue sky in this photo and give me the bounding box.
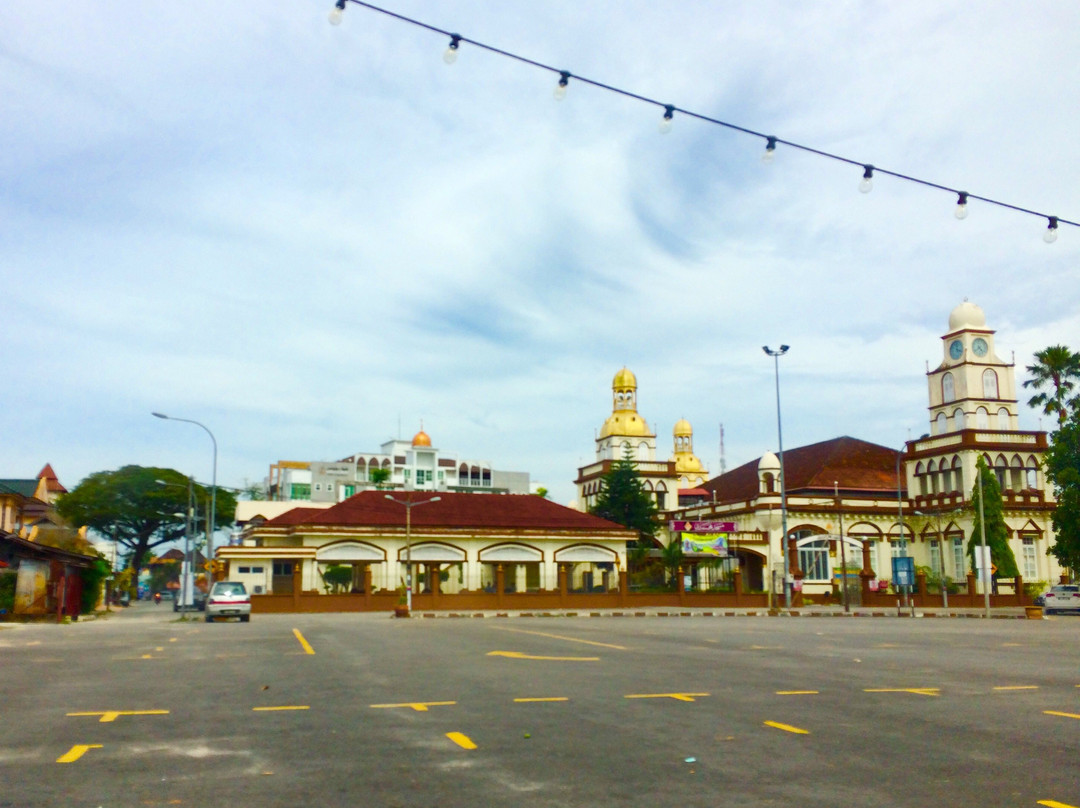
[3,1,1079,505]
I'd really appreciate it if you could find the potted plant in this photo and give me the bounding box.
[393,585,409,618]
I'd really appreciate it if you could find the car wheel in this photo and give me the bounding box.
[205,614,213,623]
[240,615,250,623]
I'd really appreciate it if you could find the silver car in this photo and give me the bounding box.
[1043,584,1080,614]
[205,581,251,622]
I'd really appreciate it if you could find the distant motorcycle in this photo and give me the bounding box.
[153,592,161,605]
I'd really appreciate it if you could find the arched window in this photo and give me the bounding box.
[997,408,1010,430]
[942,373,955,403]
[982,369,999,399]
[655,482,667,510]
[914,462,925,497]
[1026,456,1039,489]
[951,457,963,492]
[762,472,775,494]
[976,407,989,429]
[935,412,947,435]
[953,407,966,429]
[994,455,1007,489]
[637,441,649,460]
[1009,455,1023,491]
[796,536,830,582]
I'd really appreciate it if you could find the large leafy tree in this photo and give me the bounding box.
[967,456,1019,580]
[1044,409,1080,573]
[1024,345,1080,427]
[589,447,659,571]
[56,466,236,575]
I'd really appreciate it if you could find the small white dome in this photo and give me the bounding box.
[948,300,986,331]
[758,451,781,471]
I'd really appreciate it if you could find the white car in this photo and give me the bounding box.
[1043,584,1080,614]
[205,581,251,622]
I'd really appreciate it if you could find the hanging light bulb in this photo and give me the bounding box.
[554,71,571,101]
[658,105,675,134]
[858,165,874,193]
[328,0,346,25]
[762,136,777,164]
[443,34,462,64]
[1043,216,1059,244]
[954,192,969,220]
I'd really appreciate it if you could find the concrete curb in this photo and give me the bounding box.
[407,609,1033,620]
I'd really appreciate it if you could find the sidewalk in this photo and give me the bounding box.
[405,605,1036,619]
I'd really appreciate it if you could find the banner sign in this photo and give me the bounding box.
[669,521,735,533]
[680,533,730,557]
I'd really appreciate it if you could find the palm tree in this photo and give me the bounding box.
[1023,345,1080,427]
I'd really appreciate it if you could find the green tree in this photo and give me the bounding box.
[659,535,684,590]
[535,487,549,499]
[321,564,354,593]
[1044,409,1080,572]
[369,467,391,489]
[967,456,1019,580]
[1023,345,1080,427]
[149,560,180,594]
[589,447,659,572]
[56,466,236,576]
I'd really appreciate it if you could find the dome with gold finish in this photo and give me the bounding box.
[599,367,652,438]
[612,366,637,390]
[673,418,693,436]
[411,429,432,447]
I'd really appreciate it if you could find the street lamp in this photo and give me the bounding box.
[763,345,791,609]
[152,413,217,585]
[384,493,441,611]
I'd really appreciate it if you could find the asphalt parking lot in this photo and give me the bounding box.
[1,602,1078,808]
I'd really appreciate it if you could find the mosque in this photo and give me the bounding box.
[575,301,1064,598]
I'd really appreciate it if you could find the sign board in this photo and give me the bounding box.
[680,533,730,557]
[974,546,993,583]
[891,556,915,588]
[669,521,736,533]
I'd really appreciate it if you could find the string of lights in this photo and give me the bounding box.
[328,0,1076,243]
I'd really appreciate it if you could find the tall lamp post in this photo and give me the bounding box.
[153,413,218,585]
[384,493,441,611]
[763,345,791,609]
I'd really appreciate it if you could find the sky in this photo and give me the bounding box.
[3,1,1079,507]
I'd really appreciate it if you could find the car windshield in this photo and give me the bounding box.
[213,583,246,596]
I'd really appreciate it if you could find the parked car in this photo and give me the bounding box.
[205,581,251,622]
[1042,584,1080,614]
[157,590,174,602]
[172,589,208,613]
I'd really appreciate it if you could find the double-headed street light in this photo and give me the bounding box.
[153,413,218,584]
[384,493,441,611]
[763,344,791,609]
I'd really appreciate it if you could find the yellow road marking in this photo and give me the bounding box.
[293,629,315,655]
[1038,801,1080,808]
[776,691,819,695]
[370,701,456,712]
[993,686,1039,691]
[27,641,41,646]
[169,638,177,642]
[252,706,310,712]
[56,744,102,763]
[749,645,782,650]
[67,710,169,723]
[487,651,598,661]
[488,626,627,650]
[514,697,569,703]
[864,688,940,697]
[625,693,709,702]
[764,721,810,735]
[1002,642,1023,647]
[140,654,154,659]
[1044,711,1080,720]
[875,643,900,648]
[446,732,477,750]
[154,647,164,652]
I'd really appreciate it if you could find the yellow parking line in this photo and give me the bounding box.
[764,721,809,735]
[293,629,315,655]
[488,626,627,650]
[67,710,169,723]
[1038,801,1080,808]
[56,744,102,763]
[776,691,819,695]
[514,697,569,703]
[446,732,477,750]
[625,693,708,702]
[370,702,456,712]
[253,706,310,712]
[488,651,598,661]
[864,688,940,697]
[993,686,1039,691]
[1044,711,1080,720]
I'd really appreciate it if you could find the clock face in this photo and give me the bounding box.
[972,337,988,357]
[949,339,963,360]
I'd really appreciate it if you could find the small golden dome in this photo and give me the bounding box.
[412,430,432,447]
[675,454,705,474]
[674,418,692,436]
[612,367,637,390]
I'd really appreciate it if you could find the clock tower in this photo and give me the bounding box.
[926,300,1019,435]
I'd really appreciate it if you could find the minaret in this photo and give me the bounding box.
[671,419,708,487]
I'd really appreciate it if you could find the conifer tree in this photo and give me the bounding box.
[590,446,659,570]
[967,456,1019,579]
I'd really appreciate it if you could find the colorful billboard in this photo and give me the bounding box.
[679,533,730,557]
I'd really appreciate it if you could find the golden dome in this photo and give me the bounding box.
[675,453,706,474]
[599,412,652,438]
[411,430,432,447]
[673,418,692,436]
[612,367,637,390]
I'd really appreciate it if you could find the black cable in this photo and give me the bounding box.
[340,0,1077,230]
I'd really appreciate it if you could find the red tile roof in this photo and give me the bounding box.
[702,437,902,504]
[274,491,630,532]
[37,463,67,494]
